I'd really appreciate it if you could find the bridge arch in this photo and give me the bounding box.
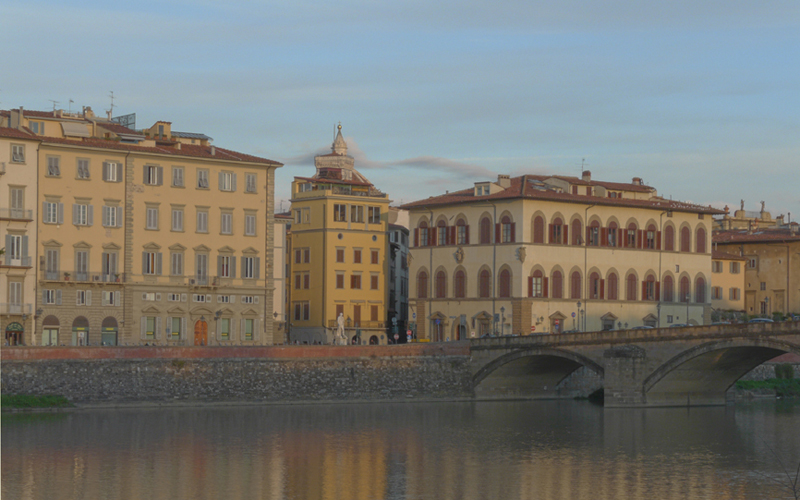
[642,338,800,406]
[472,347,604,399]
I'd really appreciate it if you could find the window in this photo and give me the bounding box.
[748,258,757,269]
[303,249,310,263]
[336,273,345,289]
[712,261,723,273]
[696,227,706,253]
[197,169,209,189]
[371,250,379,265]
[219,318,230,340]
[626,274,637,301]
[533,216,545,244]
[730,262,741,274]
[103,162,122,182]
[219,172,236,191]
[501,216,514,243]
[608,273,618,300]
[530,270,543,298]
[571,271,581,299]
[368,206,381,224]
[457,219,469,245]
[101,252,118,280]
[172,167,184,187]
[589,272,600,299]
[144,317,156,340]
[5,235,24,263]
[44,201,62,224]
[43,289,58,305]
[371,274,379,290]
[193,294,208,303]
[480,218,492,244]
[293,302,310,321]
[417,271,428,299]
[242,257,257,279]
[663,276,674,302]
[47,156,60,176]
[144,165,163,185]
[143,252,161,275]
[146,207,158,230]
[680,227,691,252]
[571,219,582,246]
[455,270,466,298]
[11,144,25,163]
[45,248,60,280]
[729,288,741,300]
[664,225,675,251]
[712,287,723,300]
[627,224,637,248]
[30,121,44,134]
[760,282,766,291]
[608,222,618,247]
[242,296,256,304]
[334,204,346,222]
[646,225,656,249]
[170,317,182,340]
[197,210,208,233]
[220,213,232,234]
[245,214,256,236]
[351,274,362,289]
[102,205,122,228]
[243,319,254,341]
[303,273,310,289]
[73,203,92,226]
[696,278,706,303]
[680,277,691,302]
[77,159,90,179]
[171,208,184,231]
[353,249,362,264]
[76,290,90,306]
[102,291,120,306]
[245,173,257,193]
[552,271,563,298]
[218,255,234,278]
[479,270,491,298]
[419,222,429,246]
[551,218,563,244]
[588,223,600,246]
[168,293,182,302]
[351,205,364,223]
[75,250,89,281]
[217,295,231,303]
[438,221,448,245]
[171,252,183,275]
[499,269,511,298]
[644,277,656,301]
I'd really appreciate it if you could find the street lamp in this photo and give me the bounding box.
[685,292,691,325]
[765,296,770,318]
[576,301,582,332]
[500,306,505,336]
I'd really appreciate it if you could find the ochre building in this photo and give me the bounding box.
[1,106,282,346]
[402,172,722,339]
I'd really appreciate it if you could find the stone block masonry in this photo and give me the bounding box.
[1,344,472,405]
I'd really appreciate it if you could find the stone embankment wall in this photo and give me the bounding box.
[0,344,472,405]
[739,363,800,381]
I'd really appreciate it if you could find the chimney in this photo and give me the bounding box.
[497,174,511,188]
[632,177,642,186]
[210,146,216,156]
[582,170,591,182]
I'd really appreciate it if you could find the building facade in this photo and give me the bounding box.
[288,126,390,344]
[402,172,722,340]
[388,220,410,340]
[710,250,746,316]
[713,226,800,318]
[1,127,40,345]
[2,106,282,346]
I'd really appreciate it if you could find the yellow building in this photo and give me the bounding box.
[2,106,282,345]
[710,249,746,316]
[713,226,800,317]
[1,127,41,345]
[401,172,723,339]
[288,126,390,344]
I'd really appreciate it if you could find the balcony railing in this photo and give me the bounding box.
[0,303,32,315]
[0,208,33,220]
[327,319,387,330]
[2,256,32,267]
[41,270,126,283]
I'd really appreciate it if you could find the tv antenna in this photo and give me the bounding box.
[68,99,74,114]
[107,91,115,117]
[48,99,60,111]
[577,158,589,176]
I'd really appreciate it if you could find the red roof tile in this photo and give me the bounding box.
[0,127,39,140]
[713,228,800,244]
[97,122,143,136]
[294,176,372,187]
[712,250,746,260]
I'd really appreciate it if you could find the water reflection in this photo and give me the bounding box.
[3,401,799,500]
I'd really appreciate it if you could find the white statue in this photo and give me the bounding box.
[336,313,346,345]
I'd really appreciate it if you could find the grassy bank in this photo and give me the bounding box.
[735,379,800,397]
[1,394,73,409]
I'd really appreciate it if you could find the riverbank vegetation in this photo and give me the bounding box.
[1,394,72,409]
[735,379,800,398]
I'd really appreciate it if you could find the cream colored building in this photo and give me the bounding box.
[1,127,41,345]
[710,250,746,315]
[273,212,291,342]
[402,172,722,339]
[2,106,282,345]
[288,126,390,344]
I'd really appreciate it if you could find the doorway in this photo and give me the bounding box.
[194,320,208,346]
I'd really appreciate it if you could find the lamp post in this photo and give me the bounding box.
[576,301,582,331]
[765,296,770,318]
[500,306,505,336]
[685,292,691,325]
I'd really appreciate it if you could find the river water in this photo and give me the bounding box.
[3,400,799,500]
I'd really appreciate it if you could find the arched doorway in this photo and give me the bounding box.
[194,320,208,346]
[351,334,360,345]
[101,317,118,346]
[369,335,379,345]
[549,312,566,334]
[5,322,24,346]
[72,316,89,346]
[42,315,59,346]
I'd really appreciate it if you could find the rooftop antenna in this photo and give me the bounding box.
[48,99,60,111]
[107,90,115,117]
[578,158,589,176]
[68,99,74,114]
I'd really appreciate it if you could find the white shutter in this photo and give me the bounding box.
[231,173,237,192]
[87,205,94,226]
[102,206,109,227]
[230,295,235,304]
[254,296,259,304]
[86,290,92,306]
[241,319,246,341]
[116,207,123,227]
[181,317,186,340]
[102,291,109,306]
[230,319,236,342]
[140,316,147,340]
[206,294,212,302]
[181,293,187,302]
[254,319,260,342]
[56,289,62,305]
[58,203,64,224]
[114,291,120,306]
[156,317,162,340]
[156,293,161,301]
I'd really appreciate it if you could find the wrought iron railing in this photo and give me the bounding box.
[0,303,32,315]
[41,270,126,283]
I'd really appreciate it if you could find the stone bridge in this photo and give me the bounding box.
[469,322,800,407]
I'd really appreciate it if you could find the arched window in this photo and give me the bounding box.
[608,272,618,300]
[500,216,514,243]
[454,270,466,298]
[570,271,581,299]
[608,221,619,247]
[499,269,511,297]
[417,221,429,247]
[435,270,447,298]
[552,270,563,299]
[588,221,600,246]
[680,276,691,302]
[644,275,656,301]
[551,218,564,244]
[571,219,582,245]
[664,225,675,251]
[696,227,706,253]
[646,224,657,249]
[533,216,545,244]
[437,220,448,246]
[480,217,492,244]
[680,227,691,252]
[417,270,428,299]
[589,272,601,299]
[626,273,637,301]
[627,223,638,248]
[479,269,491,298]
[530,270,544,297]
[663,275,674,302]
[696,277,706,303]
[456,218,469,245]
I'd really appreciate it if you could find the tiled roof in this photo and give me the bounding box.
[711,250,746,261]
[713,228,800,244]
[274,212,292,220]
[97,122,143,136]
[0,127,39,140]
[516,173,655,193]
[294,175,372,187]
[401,175,723,215]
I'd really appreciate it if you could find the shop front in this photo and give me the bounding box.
[101,317,118,346]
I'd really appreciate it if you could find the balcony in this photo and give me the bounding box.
[0,303,32,315]
[2,256,32,267]
[327,319,387,330]
[0,208,33,221]
[41,270,126,283]
[0,162,5,175]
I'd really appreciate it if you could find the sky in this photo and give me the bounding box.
[3,0,799,219]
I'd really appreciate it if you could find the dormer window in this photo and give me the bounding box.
[475,184,490,196]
